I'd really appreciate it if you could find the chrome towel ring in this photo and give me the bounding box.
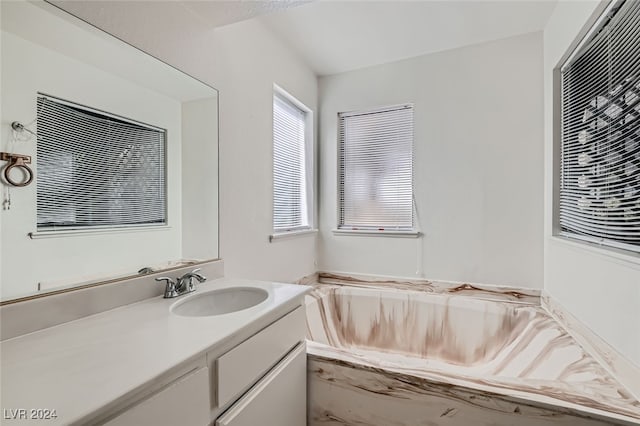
[0,152,33,187]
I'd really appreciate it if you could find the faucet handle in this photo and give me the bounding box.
[190,268,206,282]
[155,276,176,286]
[155,276,178,298]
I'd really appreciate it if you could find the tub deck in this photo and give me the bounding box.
[304,274,640,425]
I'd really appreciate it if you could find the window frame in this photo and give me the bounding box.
[335,103,418,238]
[270,84,315,240]
[554,0,640,258]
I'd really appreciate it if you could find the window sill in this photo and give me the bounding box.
[549,235,640,268]
[29,225,172,239]
[332,229,421,238]
[269,229,318,242]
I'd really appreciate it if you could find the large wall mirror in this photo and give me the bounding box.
[0,1,219,302]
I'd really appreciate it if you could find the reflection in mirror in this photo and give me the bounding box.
[0,1,219,302]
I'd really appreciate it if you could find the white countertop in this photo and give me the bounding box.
[0,278,310,425]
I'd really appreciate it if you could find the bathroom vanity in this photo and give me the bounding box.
[0,278,309,425]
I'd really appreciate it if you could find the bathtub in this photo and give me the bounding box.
[304,276,640,426]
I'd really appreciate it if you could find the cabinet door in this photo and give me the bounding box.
[215,343,306,426]
[105,367,209,426]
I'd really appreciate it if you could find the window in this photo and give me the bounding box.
[272,87,312,234]
[338,104,414,231]
[559,0,640,253]
[36,95,167,230]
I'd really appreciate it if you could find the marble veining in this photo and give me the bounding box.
[309,356,624,426]
[542,291,640,402]
[310,272,541,304]
[304,277,640,425]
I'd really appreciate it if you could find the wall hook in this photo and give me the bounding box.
[0,152,33,187]
[11,121,38,138]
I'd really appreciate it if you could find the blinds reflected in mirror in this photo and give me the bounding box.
[36,95,167,230]
[338,104,414,231]
[560,0,640,252]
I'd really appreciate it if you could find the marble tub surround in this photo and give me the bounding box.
[309,271,541,304]
[542,291,640,402]
[0,278,310,425]
[0,259,224,341]
[309,356,623,426]
[305,283,640,425]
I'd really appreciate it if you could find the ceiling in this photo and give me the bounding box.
[258,0,558,76]
[179,0,311,28]
[52,1,309,30]
[52,0,558,78]
[49,0,309,57]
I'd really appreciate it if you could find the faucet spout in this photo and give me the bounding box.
[176,268,207,294]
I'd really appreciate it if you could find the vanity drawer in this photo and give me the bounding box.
[216,306,304,408]
[215,343,306,426]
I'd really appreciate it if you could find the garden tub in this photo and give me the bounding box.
[304,275,640,426]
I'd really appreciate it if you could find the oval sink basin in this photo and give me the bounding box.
[171,287,269,317]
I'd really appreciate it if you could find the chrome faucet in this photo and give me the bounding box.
[177,268,207,293]
[155,276,179,298]
[155,268,207,299]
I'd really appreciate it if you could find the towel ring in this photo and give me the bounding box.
[1,152,33,187]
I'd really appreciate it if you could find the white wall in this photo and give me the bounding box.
[182,97,219,260]
[52,3,319,283]
[318,32,545,289]
[211,21,318,282]
[543,1,640,367]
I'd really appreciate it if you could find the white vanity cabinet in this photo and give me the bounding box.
[211,306,306,426]
[86,304,306,425]
[0,277,311,426]
[215,344,306,426]
[103,306,307,425]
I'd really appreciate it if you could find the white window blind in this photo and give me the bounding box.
[559,0,640,253]
[338,104,414,230]
[36,95,167,230]
[273,91,309,233]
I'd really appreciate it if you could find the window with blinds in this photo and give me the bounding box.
[273,89,311,233]
[338,104,414,231]
[559,0,640,253]
[36,95,167,230]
